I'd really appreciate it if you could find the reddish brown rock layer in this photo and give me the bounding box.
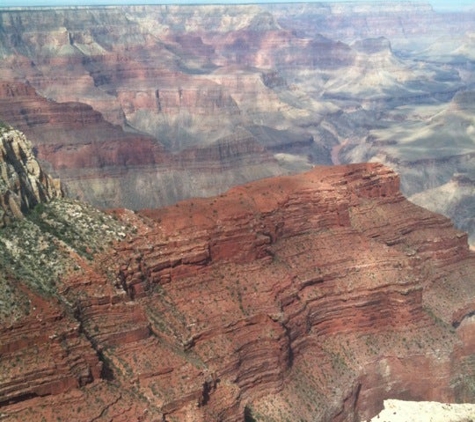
[0,279,101,406]
[1,163,475,421]
[0,81,167,170]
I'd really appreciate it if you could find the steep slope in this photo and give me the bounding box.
[1,130,475,421]
[0,82,282,209]
[340,90,475,245]
[0,128,148,420]
[409,174,475,246]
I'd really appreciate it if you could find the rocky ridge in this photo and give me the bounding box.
[1,131,475,421]
[0,128,137,418]
[0,124,61,226]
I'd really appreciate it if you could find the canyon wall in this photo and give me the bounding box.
[1,132,475,421]
[0,3,474,242]
[0,81,281,209]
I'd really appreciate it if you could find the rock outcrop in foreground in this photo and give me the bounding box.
[1,134,475,421]
[364,399,475,422]
[0,124,61,226]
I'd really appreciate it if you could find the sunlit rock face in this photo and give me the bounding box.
[0,124,62,226]
[2,142,475,421]
[1,5,475,421]
[364,399,475,422]
[0,3,474,242]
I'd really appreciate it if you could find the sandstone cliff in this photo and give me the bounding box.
[1,132,475,421]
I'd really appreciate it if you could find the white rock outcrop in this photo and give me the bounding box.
[0,125,62,226]
[365,399,475,422]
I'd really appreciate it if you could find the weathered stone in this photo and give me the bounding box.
[0,126,62,226]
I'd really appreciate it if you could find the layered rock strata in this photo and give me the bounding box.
[0,132,145,419]
[0,4,474,244]
[0,81,282,209]
[1,150,475,421]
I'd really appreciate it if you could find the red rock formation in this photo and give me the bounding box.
[0,277,101,406]
[3,162,475,421]
[215,26,355,70]
[0,81,166,169]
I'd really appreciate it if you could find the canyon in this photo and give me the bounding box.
[1,2,475,421]
[0,2,474,242]
[1,126,475,421]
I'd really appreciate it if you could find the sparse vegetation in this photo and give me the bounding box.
[0,198,130,298]
[0,120,11,133]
